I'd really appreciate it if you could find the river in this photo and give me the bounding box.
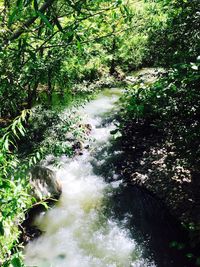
[24,88,189,267]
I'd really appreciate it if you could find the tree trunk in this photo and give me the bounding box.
[8,0,55,42]
[109,38,116,75]
[27,81,38,109]
[47,69,53,104]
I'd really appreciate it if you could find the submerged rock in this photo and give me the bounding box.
[29,165,62,200]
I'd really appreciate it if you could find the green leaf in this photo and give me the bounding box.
[41,201,49,209]
[67,32,74,43]
[186,253,194,259]
[77,41,82,51]
[36,151,40,159]
[169,241,178,248]
[34,0,38,10]
[18,125,25,136]
[3,137,10,151]
[8,139,17,149]
[123,5,129,15]
[12,120,20,139]
[110,129,119,135]
[37,11,53,30]
[112,11,117,19]
[24,0,33,7]
[21,109,29,120]
[33,156,37,164]
[8,9,18,26]
[11,256,22,267]
[8,0,23,26]
[54,17,63,32]
[17,0,23,7]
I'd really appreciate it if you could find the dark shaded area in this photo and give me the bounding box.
[19,198,57,245]
[92,116,197,267]
[110,184,193,267]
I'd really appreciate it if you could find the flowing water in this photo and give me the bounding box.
[24,88,189,267]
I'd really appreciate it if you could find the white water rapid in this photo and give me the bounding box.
[24,88,155,267]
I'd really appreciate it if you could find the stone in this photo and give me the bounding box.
[29,165,62,200]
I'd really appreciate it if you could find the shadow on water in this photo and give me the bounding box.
[109,184,191,267]
[91,120,193,267]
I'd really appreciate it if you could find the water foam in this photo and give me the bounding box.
[24,89,155,267]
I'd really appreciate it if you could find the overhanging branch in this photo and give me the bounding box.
[8,0,55,42]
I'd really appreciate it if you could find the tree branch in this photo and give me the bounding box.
[42,26,134,50]
[8,0,55,42]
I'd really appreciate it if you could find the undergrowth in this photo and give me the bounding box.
[0,85,99,266]
[118,62,200,265]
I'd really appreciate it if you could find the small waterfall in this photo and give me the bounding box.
[24,88,155,267]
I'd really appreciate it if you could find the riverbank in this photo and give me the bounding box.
[0,78,104,266]
[114,68,200,262]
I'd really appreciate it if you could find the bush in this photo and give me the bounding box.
[121,60,200,169]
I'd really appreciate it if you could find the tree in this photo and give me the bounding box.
[0,0,124,118]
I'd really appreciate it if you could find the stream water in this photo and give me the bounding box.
[24,88,190,267]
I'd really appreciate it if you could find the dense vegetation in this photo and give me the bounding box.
[117,0,200,265]
[0,0,199,266]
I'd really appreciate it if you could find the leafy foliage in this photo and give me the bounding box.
[117,0,200,263]
[0,0,200,265]
[0,110,33,266]
[146,0,200,66]
[121,62,200,168]
[0,0,166,119]
[1,1,132,264]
